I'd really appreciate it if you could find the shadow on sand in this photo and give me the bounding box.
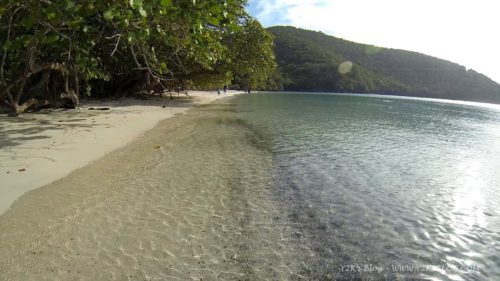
[0,96,197,149]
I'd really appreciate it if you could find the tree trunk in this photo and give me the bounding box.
[12,98,37,116]
[2,63,80,115]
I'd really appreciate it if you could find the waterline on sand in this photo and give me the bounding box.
[0,99,305,280]
[0,91,240,216]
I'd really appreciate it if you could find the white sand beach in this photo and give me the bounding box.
[0,90,241,215]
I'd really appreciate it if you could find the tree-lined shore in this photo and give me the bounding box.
[3,2,500,116]
[0,0,276,115]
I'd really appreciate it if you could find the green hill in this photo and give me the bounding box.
[267,26,500,103]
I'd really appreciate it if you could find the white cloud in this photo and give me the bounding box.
[249,0,500,83]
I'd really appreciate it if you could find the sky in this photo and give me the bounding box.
[246,0,500,84]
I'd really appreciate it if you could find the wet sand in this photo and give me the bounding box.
[0,99,306,280]
[0,91,240,215]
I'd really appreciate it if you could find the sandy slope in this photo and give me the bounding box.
[0,90,241,215]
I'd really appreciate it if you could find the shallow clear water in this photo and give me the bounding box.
[1,93,500,280]
[233,93,500,280]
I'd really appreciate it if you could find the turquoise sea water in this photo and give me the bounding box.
[232,93,500,280]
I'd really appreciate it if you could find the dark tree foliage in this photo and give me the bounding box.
[268,26,500,103]
[0,0,276,115]
[226,19,277,91]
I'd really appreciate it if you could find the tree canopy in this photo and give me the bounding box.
[0,0,276,115]
[227,18,277,91]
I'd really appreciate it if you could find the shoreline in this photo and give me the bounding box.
[0,90,241,215]
[0,96,302,280]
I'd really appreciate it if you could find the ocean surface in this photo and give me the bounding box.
[231,93,500,280]
[1,92,499,280]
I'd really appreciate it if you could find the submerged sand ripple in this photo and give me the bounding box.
[0,101,305,280]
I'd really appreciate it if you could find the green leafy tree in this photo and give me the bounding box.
[226,18,276,91]
[1,0,275,115]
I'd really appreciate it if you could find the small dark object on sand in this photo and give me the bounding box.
[88,107,110,111]
[162,105,166,108]
[18,168,26,172]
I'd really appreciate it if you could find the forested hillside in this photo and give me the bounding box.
[268,26,500,103]
[0,0,276,115]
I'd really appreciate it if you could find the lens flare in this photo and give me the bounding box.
[338,61,353,74]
